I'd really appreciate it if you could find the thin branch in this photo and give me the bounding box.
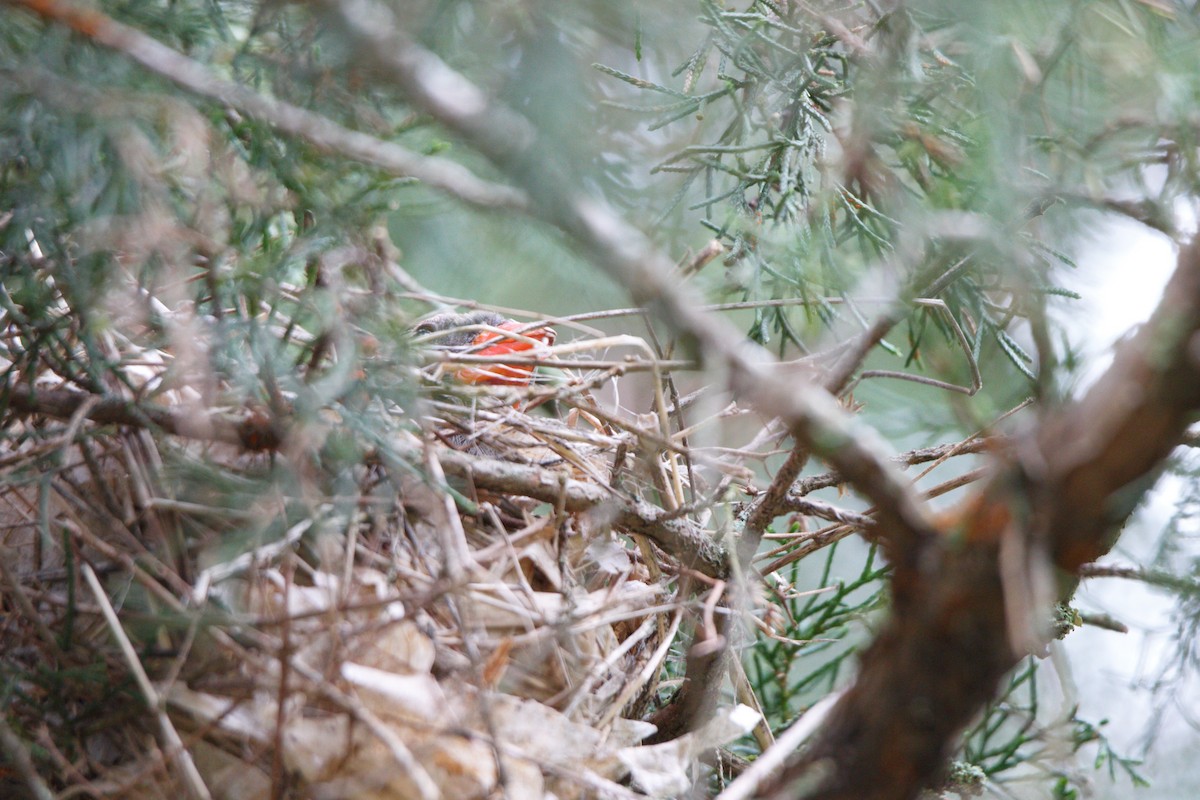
[6,382,729,578]
[1043,191,1176,236]
[715,690,844,800]
[759,466,990,577]
[3,0,528,211]
[1077,562,1200,594]
[772,497,873,529]
[1078,612,1128,634]
[739,263,979,579]
[434,448,728,578]
[765,235,1200,799]
[312,0,934,547]
[82,563,212,800]
[790,436,994,497]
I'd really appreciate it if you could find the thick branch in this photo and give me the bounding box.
[307,1,937,750]
[764,235,1200,799]
[1037,236,1200,569]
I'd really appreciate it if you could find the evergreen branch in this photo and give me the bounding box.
[310,0,938,563]
[312,0,939,749]
[591,62,691,97]
[765,235,1200,799]
[2,0,529,211]
[739,261,981,574]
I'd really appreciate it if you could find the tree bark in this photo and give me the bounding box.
[762,235,1200,799]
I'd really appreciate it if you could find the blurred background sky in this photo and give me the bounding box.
[1063,214,1199,799]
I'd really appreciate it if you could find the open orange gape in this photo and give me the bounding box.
[414,311,556,387]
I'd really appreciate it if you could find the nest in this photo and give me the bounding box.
[0,273,759,799]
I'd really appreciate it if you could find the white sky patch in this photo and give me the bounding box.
[1062,217,1176,388]
[1057,210,1200,798]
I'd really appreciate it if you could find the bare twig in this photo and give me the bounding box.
[5,381,729,577]
[0,716,54,800]
[1078,562,1200,594]
[790,436,994,497]
[433,448,729,578]
[759,466,989,577]
[1078,612,1128,634]
[773,497,873,529]
[82,563,212,800]
[714,689,843,800]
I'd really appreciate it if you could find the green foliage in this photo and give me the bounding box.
[4,0,1200,796]
[963,659,1148,794]
[0,0,434,420]
[595,0,1200,390]
[746,541,886,733]
[592,1,1200,790]
[1139,450,1200,750]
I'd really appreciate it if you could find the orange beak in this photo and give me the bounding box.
[453,321,556,387]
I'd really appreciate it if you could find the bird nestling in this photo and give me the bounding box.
[412,310,568,468]
[413,310,557,388]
